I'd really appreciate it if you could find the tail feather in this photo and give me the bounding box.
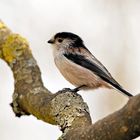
[113,84,133,97]
[108,80,133,97]
[101,77,133,97]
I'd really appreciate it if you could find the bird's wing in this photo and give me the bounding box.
[63,52,119,87]
[63,48,133,97]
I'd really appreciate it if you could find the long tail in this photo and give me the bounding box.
[101,77,133,97]
[112,84,133,97]
[107,79,133,97]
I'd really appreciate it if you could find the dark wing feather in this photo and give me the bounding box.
[64,53,133,97]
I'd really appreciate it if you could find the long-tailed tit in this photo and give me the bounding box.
[48,32,133,97]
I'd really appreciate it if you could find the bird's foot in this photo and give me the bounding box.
[71,85,86,92]
[59,85,86,93]
[60,88,72,93]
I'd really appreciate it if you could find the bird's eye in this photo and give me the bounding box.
[58,38,63,43]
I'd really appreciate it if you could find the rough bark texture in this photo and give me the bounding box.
[62,94,140,140]
[0,20,140,140]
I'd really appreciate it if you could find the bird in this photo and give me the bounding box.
[48,32,133,97]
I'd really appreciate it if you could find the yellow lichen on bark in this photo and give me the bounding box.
[1,34,29,63]
[0,21,11,58]
[0,50,2,58]
[0,22,6,29]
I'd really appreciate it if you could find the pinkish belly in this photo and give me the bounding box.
[55,56,104,89]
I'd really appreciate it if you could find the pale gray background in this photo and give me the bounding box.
[0,0,140,140]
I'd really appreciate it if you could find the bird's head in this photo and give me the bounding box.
[48,32,84,51]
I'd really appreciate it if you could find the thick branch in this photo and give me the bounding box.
[0,21,91,132]
[62,94,140,140]
[0,21,140,140]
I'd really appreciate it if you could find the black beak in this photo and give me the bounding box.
[48,39,54,44]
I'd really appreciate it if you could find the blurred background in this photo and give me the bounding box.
[0,0,140,139]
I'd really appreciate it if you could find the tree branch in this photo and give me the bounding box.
[0,21,140,140]
[62,94,140,140]
[0,20,91,134]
